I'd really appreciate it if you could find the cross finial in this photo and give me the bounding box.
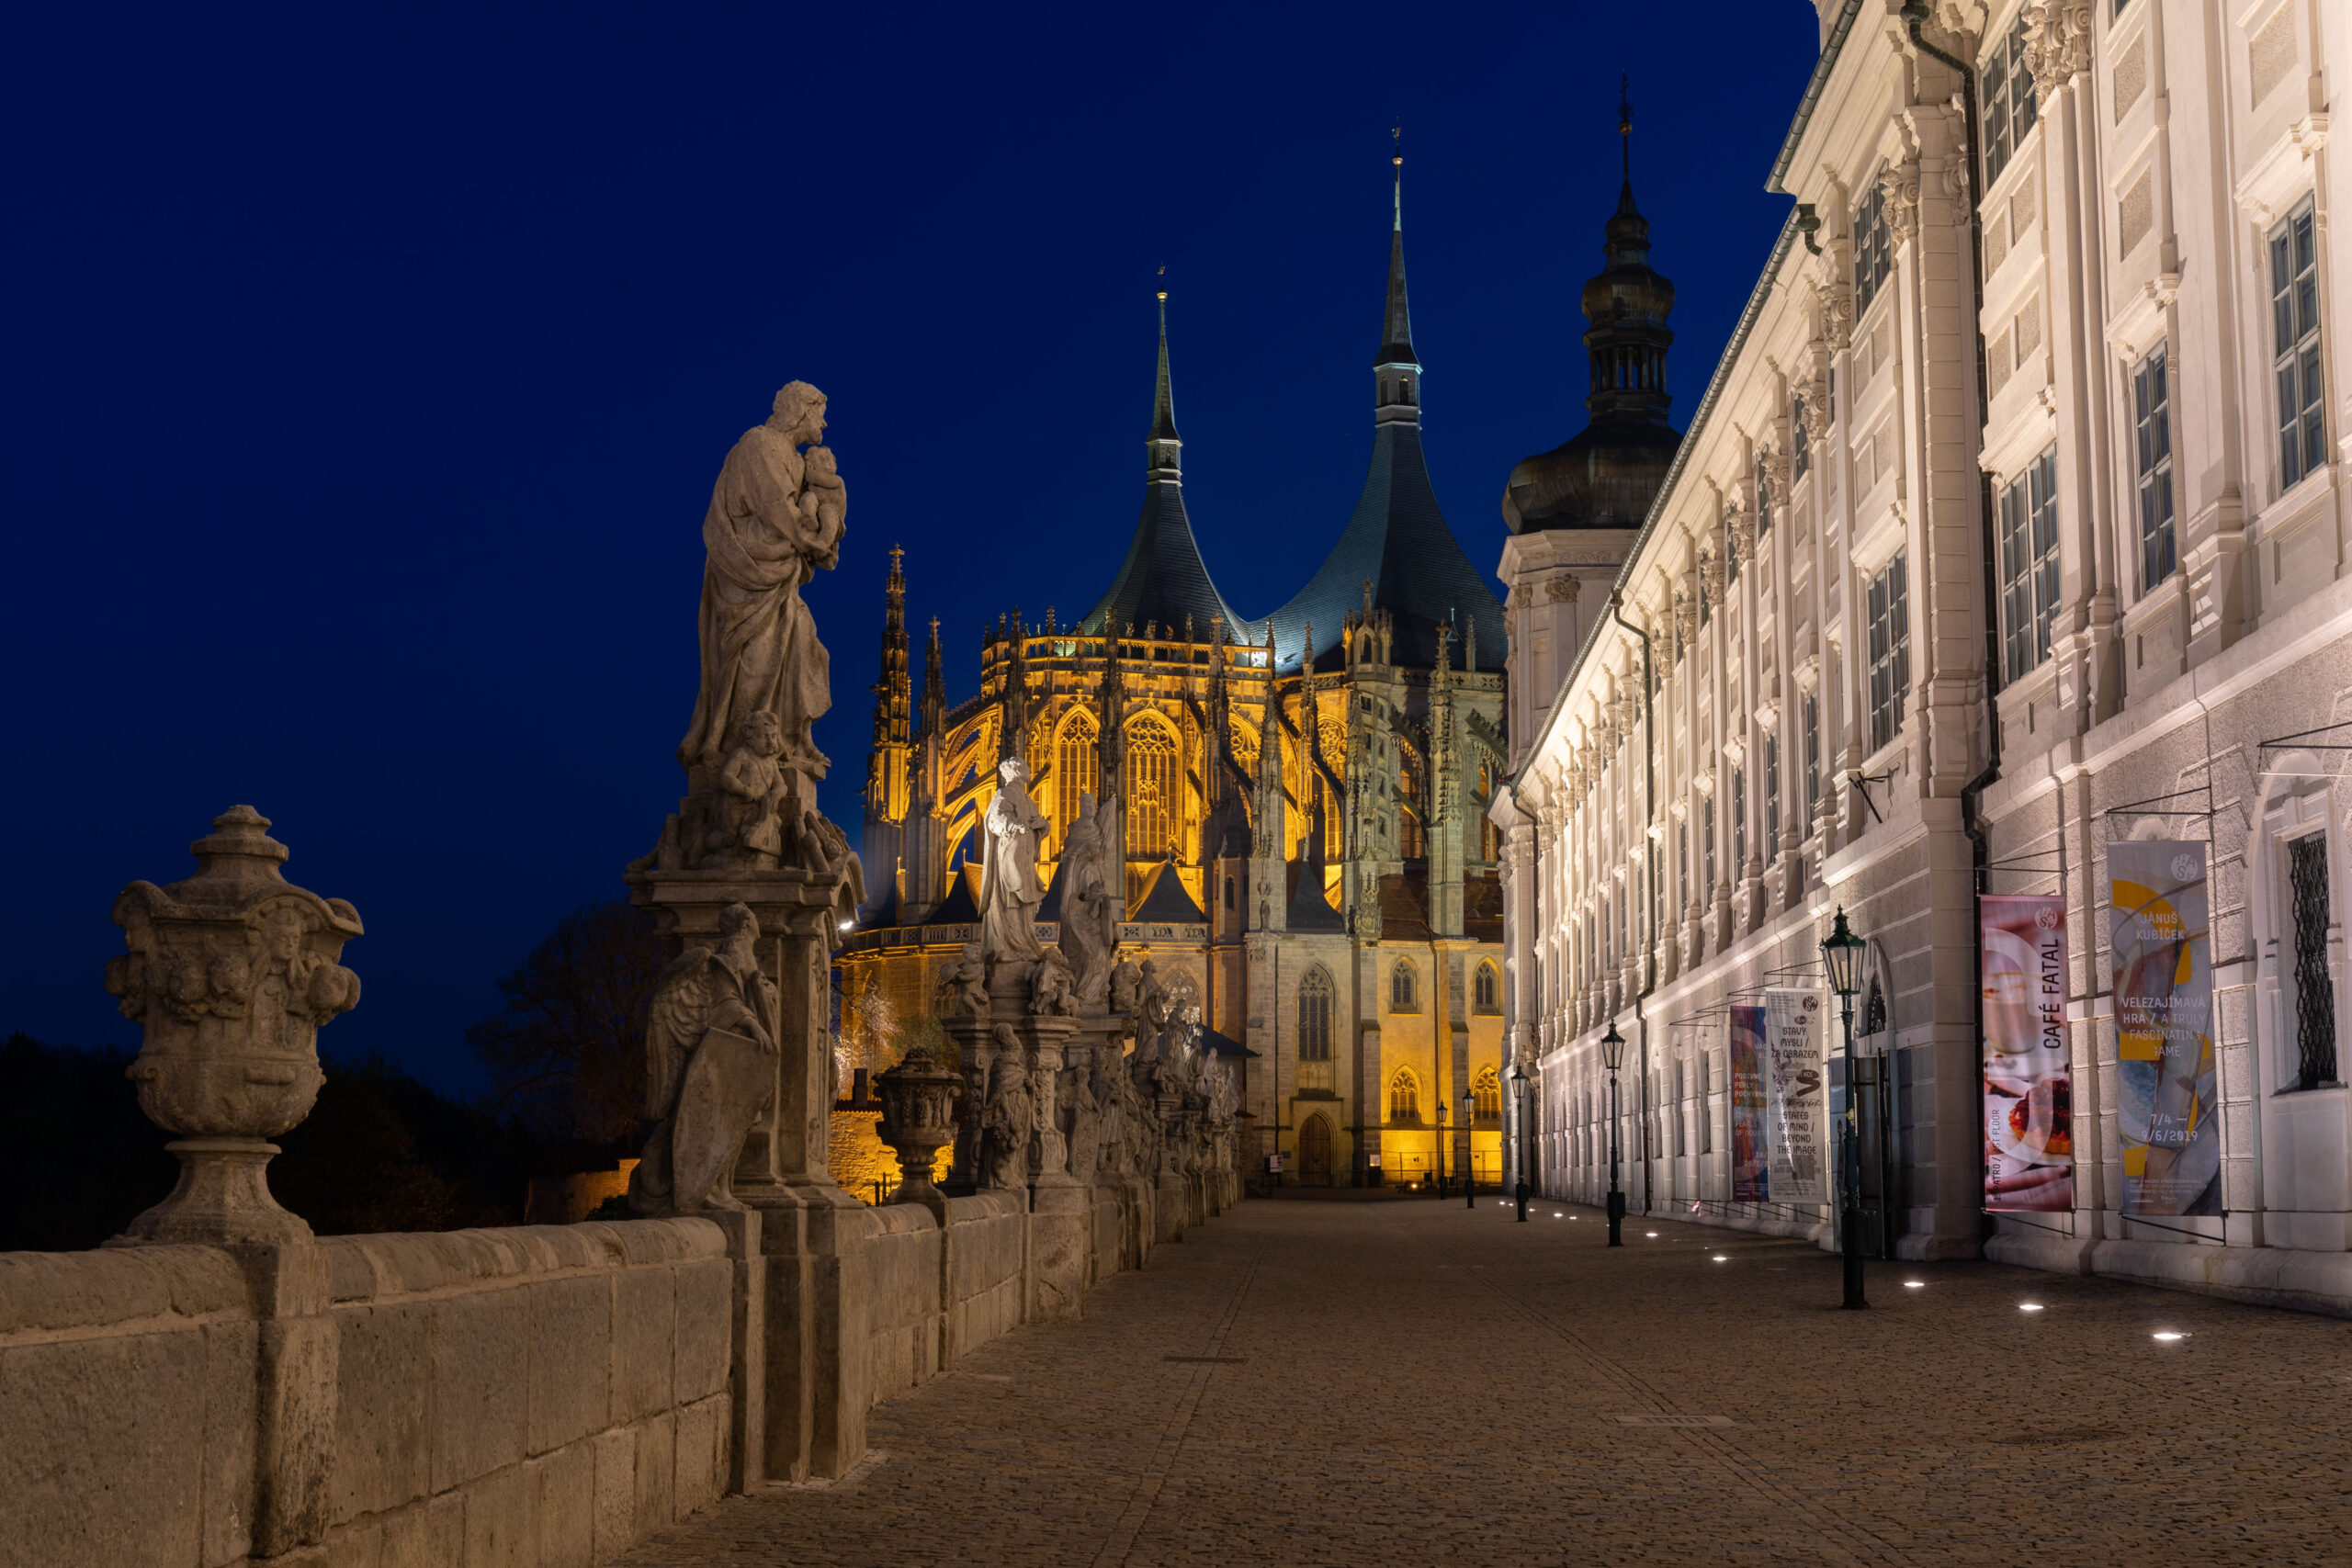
[888,542,904,573]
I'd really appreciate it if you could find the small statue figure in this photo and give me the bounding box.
[979,758,1049,964]
[980,1044,1035,1190]
[1031,946,1079,1017]
[1136,958,1171,1056]
[1108,953,1143,1016]
[632,902,781,1214]
[1065,1065,1103,1181]
[1055,794,1119,1002]
[706,711,790,867]
[792,806,866,931]
[936,942,989,1017]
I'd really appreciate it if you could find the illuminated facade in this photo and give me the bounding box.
[847,169,1510,1186]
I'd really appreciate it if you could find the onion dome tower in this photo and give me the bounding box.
[1501,85,1681,533]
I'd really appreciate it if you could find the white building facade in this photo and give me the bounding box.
[1498,0,2352,1307]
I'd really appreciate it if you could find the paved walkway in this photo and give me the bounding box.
[617,1197,2352,1565]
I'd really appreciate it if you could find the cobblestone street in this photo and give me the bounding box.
[617,1197,2352,1566]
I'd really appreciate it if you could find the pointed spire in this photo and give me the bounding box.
[1374,130,1421,428]
[1148,271,1182,477]
[920,615,944,739]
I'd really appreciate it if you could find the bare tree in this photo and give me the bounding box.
[466,900,665,1145]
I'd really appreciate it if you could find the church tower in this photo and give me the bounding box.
[860,545,911,918]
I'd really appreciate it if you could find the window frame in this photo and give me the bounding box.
[1866,551,1912,752]
[1854,175,1894,315]
[2131,347,2176,590]
[1999,444,2063,677]
[1980,9,2040,186]
[1297,966,1334,1062]
[2285,829,2339,1091]
[2271,197,2326,493]
[1389,959,1419,1014]
[1802,692,1822,829]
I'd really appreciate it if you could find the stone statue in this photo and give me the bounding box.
[980,1047,1035,1190]
[1065,1066,1103,1181]
[1031,946,1078,1017]
[631,903,781,1214]
[1136,959,1171,1056]
[1108,953,1143,1016]
[704,711,791,867]
[1055,794,1119,1003]
[791,806,865,930]
[104,807,363,1245]
[979,757,1048,964]
[678,382,843,793]
[936,942,989,1017]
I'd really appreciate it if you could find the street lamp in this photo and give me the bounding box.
[1510,1061,1532,1222]
[1820,907,1869,1310]
[1435,1100,1447,1197]
[1461,1090,1476,1209]
[1600,1021,1628,1247]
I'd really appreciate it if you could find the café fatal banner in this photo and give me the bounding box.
[1729,998,1826,1205]
[1980,895,2073,1212]
[2110,841,2222,1217]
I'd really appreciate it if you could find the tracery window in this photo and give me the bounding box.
[1053,710,1100,850]
[1124,715,1178,858]
[1390,960,1419,1013]
[1298,966,1333,1062]
[1474,1066,1501,1120]
[1474,961,1500,1013]
[1388,1067,1420,1122]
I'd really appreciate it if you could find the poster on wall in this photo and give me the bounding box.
[1728,1006,1768,1202]
[1980,895,2074,1212]
[2110,841,2222,1216]
[1763,989,1829,1203]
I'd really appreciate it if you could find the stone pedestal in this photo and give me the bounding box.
[628,863,874,1483]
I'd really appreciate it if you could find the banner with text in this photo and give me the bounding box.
[1763,988,1829,1204]
[2110,841,2222,1216]
[1980,895,2073,1212]
[1729,1006,1767,1202]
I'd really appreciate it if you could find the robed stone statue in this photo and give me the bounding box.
[630,902,780,1213]
[979,757,1048,964]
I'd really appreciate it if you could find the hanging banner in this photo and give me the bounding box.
[1763,989,1829,1203]
[1980,895,2073,1212]
[1728,1006,1768,1202]
[2110,842,2222,1216]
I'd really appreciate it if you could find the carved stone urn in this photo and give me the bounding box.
[873,1040,962,1205]
[103,807,362,1245]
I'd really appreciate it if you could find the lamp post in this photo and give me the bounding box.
[1435,1100,1447,1197]
[1820,907,1869,1310]
[1510,1062,1532,1222]
[1600,1021,1627,1246]
[1462,1090,1476,1209]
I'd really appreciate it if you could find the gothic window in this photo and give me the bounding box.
[1388,1067,1420,1122]
[1390,960,1420,1013]
[2272,200,2326,491]
[1853,175,1894,314]
[1298,966,1333,1062]
[1764,733,1781,858]
[1981,10,2039,185]
[1474,1066,1501,1120]
[2000,446,2063,676]
[1474,962,1500,1013]
[1125,715,1178,858]
[1053,710,1100,850]
[2288,833,2338,1090]
[1866,552,1911,751]
[2132,350,2175,589]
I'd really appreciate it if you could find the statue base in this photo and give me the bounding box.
[114,1137,314,1247]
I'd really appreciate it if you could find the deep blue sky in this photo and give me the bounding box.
[3,3,1818,1096]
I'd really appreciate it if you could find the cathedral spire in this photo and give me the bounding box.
[1374,131,1420,428]
[1148,274,1181,478]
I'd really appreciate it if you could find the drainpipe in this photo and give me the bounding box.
[1905,0,2001,1237]
[1612,590,1661,1213]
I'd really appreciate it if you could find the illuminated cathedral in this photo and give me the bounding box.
[842,161,1510,1188]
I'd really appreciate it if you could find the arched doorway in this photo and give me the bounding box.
[1299,1113,1333,1187]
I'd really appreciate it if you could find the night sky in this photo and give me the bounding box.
[3,3,1817,1095]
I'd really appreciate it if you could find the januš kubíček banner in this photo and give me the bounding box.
[2110,842,2222,1217]
[1980,895,2073,1212]
[1764,989,1828,1204]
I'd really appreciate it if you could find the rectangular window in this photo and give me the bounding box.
[1792,397,1810,479]
[1802,693,1821,826]
[1703,794,1717,894]
[2289,832,2338,1090]
[1854,176,1894,314]
[2272,199,2326,491]
[1999,445,2062,677]
[1727,532,1741,587]
[1866,552,1911,751]
[2132,348,2176,587]
[1672,1061,1687,1156]
[1733,766,1747,873]
[1764,733,1781,857]
[1756,451,1773,535]
[1981,10,2040,185]
[1699,1053,1713,1154]
[1678,819,1690,912]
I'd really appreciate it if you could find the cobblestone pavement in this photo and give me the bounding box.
[616,1198,2352,1566]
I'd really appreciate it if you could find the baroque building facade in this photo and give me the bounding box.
[1498,0,2352,1306]
[848,174,1510,1188]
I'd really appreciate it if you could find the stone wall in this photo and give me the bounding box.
[5,1179,1213,1566]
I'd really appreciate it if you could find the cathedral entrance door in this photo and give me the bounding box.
[1300,1113,1332,1187]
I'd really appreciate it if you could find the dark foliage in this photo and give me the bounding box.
[0,1032,177,1250]
[466,899,664,1145]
